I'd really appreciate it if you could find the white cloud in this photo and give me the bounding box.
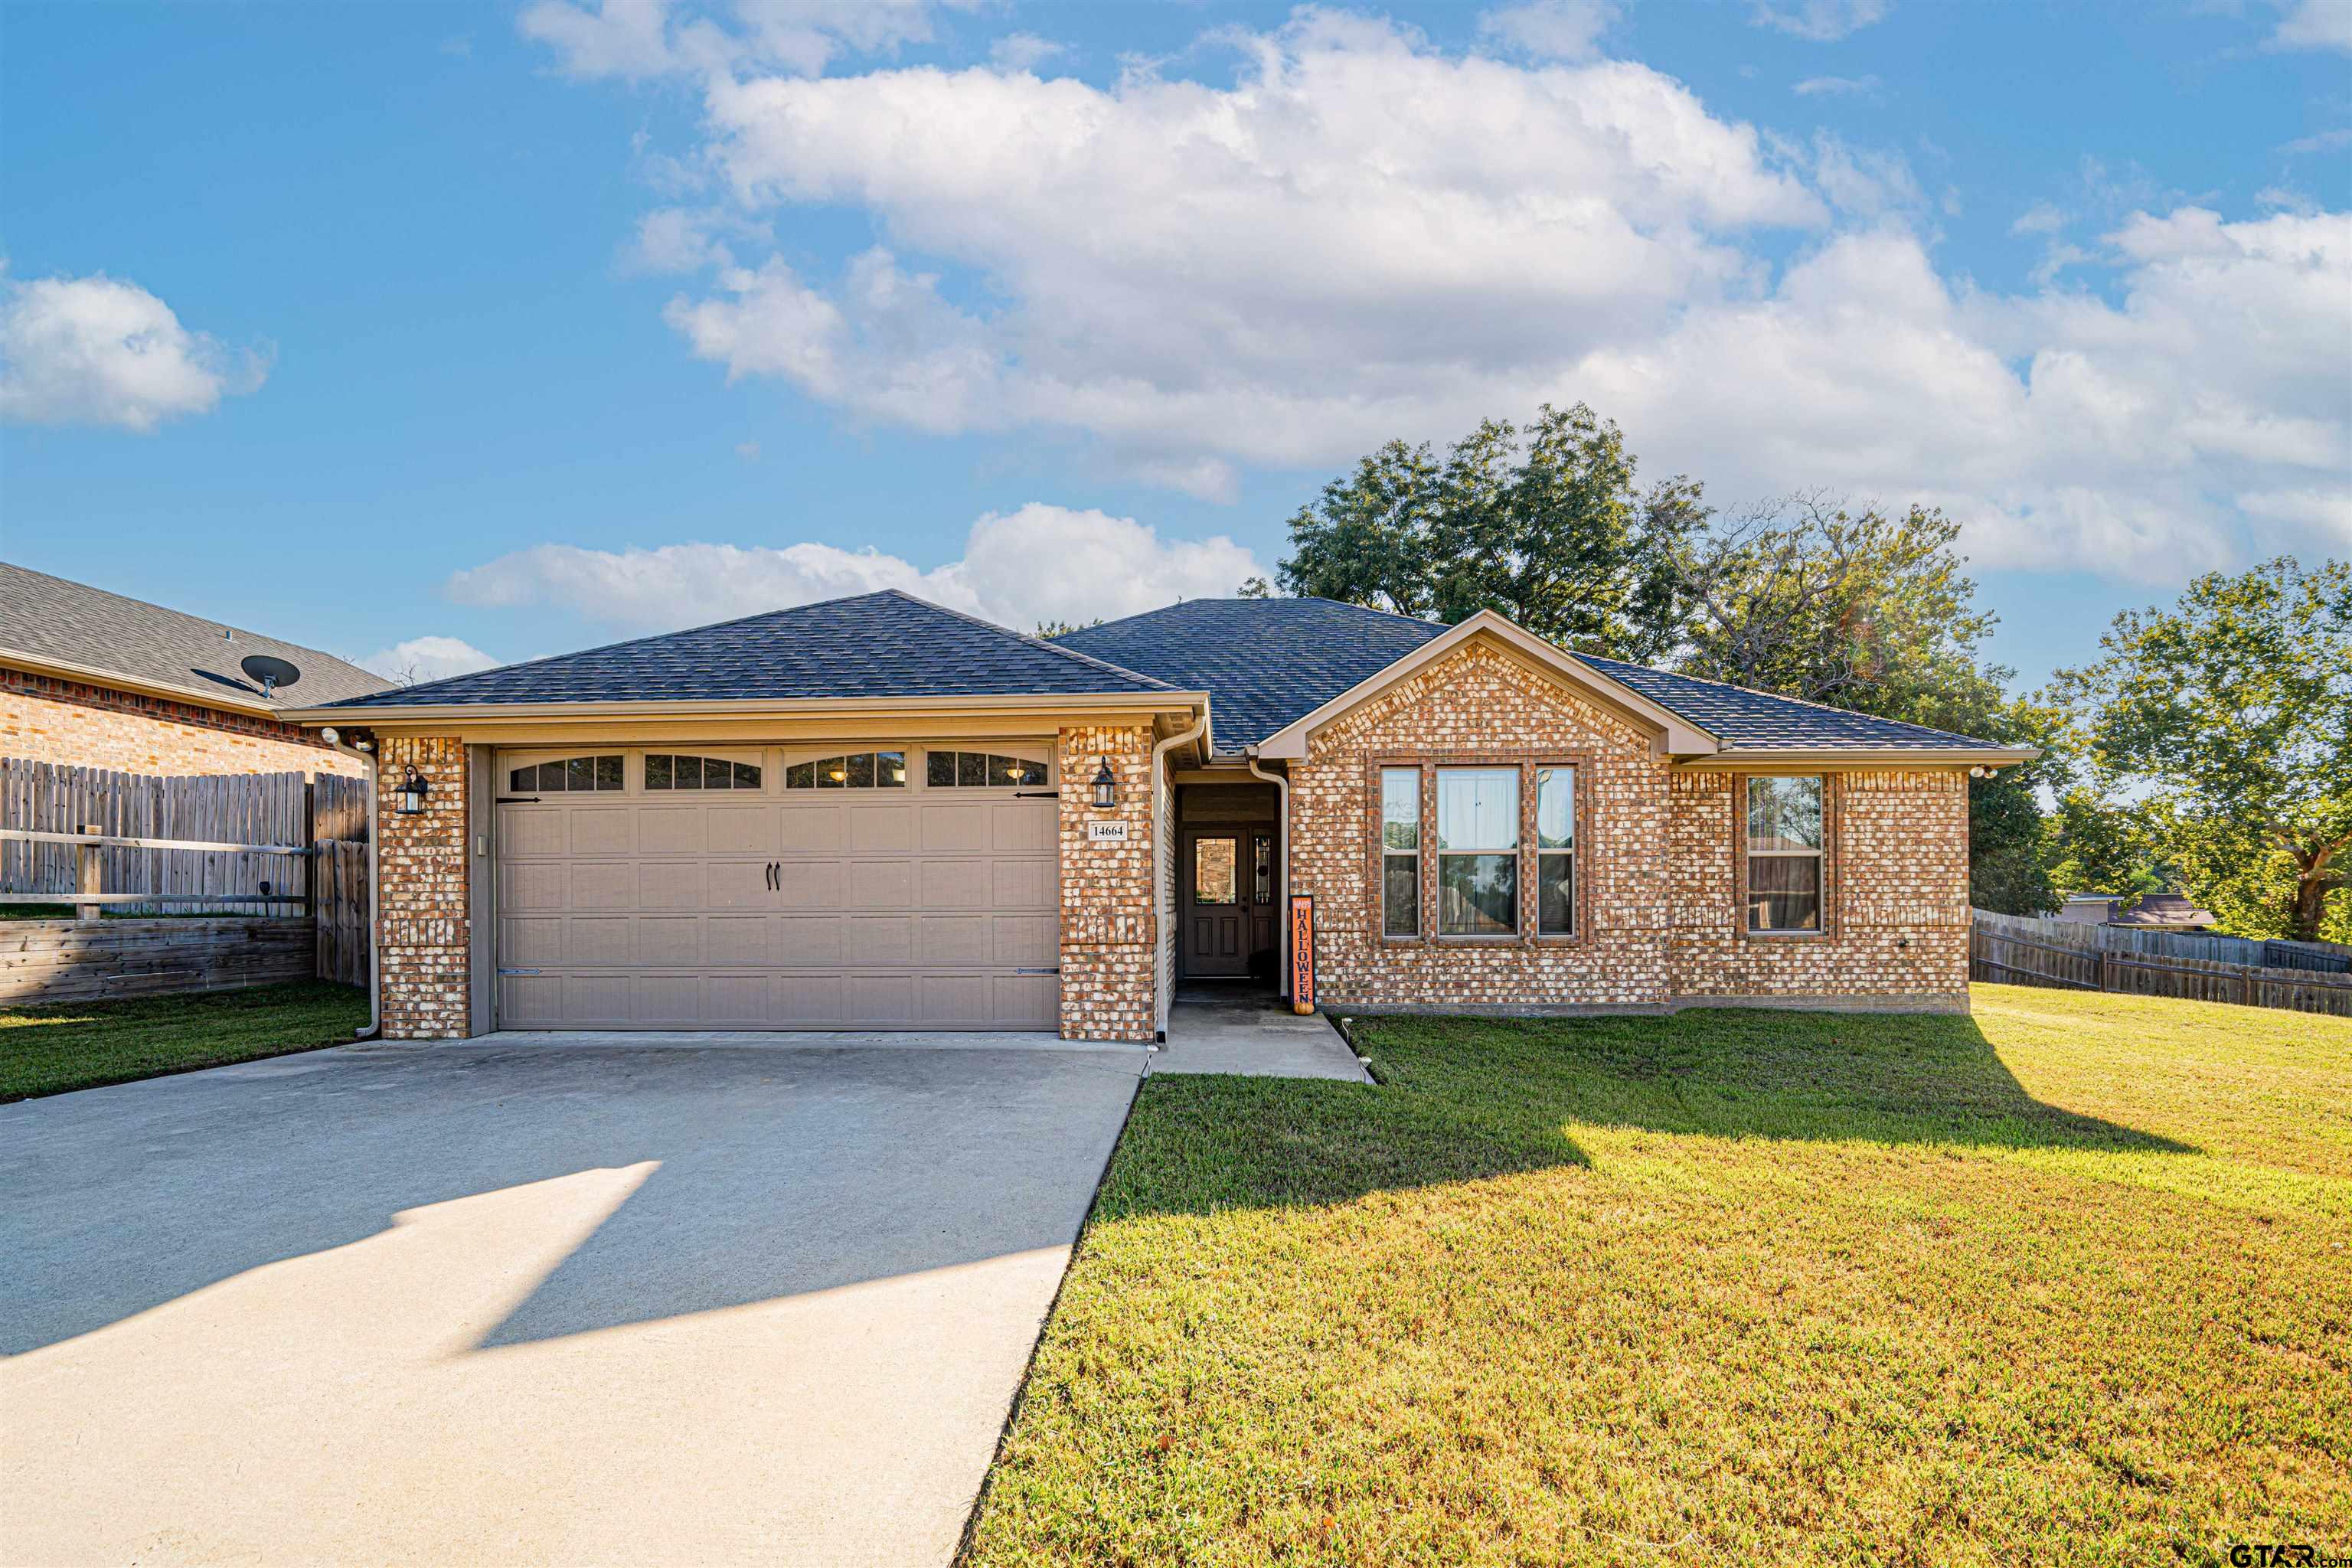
[359,635,502,684]
[987,33,1067,73]
[1803,132,1922,217]
[443,504,1267,635]
[2279,127,2352,155]
[1477,0,1620,61]
[665,15,1821,475]
[1792,73,1880,96]
[2011,201,2070,235]
[538,8,2352,583]
[1749,0,1890,42]
[520,0,959,81]
[0,270,265,432]
[2266,0,2352,53]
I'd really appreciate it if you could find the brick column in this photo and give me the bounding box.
[376,736,470,1039]
[1057,724,1156,1041]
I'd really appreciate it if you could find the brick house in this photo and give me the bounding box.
[1,563,389,778]
[286,591,2033,1041]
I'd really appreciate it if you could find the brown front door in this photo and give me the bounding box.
[1182,830,1250,977]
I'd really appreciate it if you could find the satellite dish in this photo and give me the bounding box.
[240,654,302,697]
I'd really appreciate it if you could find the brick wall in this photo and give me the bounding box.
[1287,639,1972,1014]
[1057,724,1156,1041]
[377,736,470,1039]
[1292,641,1676,1011]
[1666,768,1970,1005]
[2,668,361,777]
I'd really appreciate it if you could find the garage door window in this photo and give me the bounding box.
[510,755,622,792]
[785,751,908,789]
[926,750,1047,787]
[646,754,763,790]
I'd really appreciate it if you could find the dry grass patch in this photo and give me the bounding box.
[965,987,2351,1567]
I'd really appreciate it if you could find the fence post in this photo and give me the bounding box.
[302,778,316,923]
[74,822,103,923]
[2099,949,2116,994]
[2245,968,2257,1008]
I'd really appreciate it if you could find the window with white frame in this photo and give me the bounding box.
[1535,766,1576,936]
[1436,766,1518,936]
[1380,766,1420,937]
[1746,775,1824,931]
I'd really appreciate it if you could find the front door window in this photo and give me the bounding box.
[1194,836,1240,905]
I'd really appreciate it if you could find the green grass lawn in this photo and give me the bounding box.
[0,981,370,1102]
[965,986,2352,1567]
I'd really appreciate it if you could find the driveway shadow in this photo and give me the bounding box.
[0,1040,1142,1355]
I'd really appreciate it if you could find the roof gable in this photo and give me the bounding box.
[1252,611,1720,759]
[1063,595,2028,760]
[322,590,1177,710]
[0,561,391,712]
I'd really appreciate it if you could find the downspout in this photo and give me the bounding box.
[1151,710,1210,1040]
[319,729,380,1040]
[1245,750,1291,1001]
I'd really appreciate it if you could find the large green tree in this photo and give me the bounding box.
[1673,495,2058,913]
[1282,421,2063,913]
[1276,404,1706,662]
[2047,557,2352,942]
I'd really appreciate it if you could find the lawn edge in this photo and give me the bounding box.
[953,1060,1150,1566]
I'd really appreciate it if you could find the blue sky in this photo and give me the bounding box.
[4,0,2347,693]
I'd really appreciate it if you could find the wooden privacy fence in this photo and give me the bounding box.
[1971,908,2352,1018]
[0,758,371,1000]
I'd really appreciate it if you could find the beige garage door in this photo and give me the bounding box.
[494,746,1060,1030]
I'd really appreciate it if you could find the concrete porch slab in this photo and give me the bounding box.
[1152,985,1374,1083]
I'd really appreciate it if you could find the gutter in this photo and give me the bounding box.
[1150,710,1210,1040]
[1677,746,2042,770]
[316,727,381,1041]
[1244,749,1292,1002]
[277,689,1216,726]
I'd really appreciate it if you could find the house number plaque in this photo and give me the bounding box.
[1085,821,1129,842]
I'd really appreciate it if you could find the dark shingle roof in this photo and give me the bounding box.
[1061,597,2017,755]
[0,561,392,710]
[322,590,1177,709]
[1057,597,1447,753]
[1575,654,2017,751]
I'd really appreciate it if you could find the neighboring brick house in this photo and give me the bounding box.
[287,591,2032,1042]
[1,563,389,777]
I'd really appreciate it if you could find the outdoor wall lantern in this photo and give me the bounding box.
[1090,756,1119,810]
[395,766,431,815]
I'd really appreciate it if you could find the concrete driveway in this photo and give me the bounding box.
[1,1032,1145,1567]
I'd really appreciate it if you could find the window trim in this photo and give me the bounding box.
[1734,772,1837,939]
[922,746,1053,790]
[1376,764,1422,939]
[642,750,766,792]
[1364,753,1592,949]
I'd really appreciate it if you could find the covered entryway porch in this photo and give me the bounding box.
[1171,779,1286,985]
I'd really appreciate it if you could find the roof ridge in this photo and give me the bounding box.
[1294,594,1449,631]
[874,589,1180,691]
[326,590,933,706]
[0,560,382,678]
